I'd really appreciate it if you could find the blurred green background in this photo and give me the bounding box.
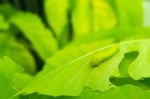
[1,0,150,27]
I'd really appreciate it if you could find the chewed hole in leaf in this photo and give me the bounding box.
[110,78,149,90]
[139,78,150,89]
[119,51,139,77]
[90,44,119,68]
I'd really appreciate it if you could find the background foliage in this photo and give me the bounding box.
[1,0,150,99]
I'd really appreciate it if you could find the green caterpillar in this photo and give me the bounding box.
[90,44,119,68]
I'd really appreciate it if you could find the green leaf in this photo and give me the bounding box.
[18,39,150,97]
[127,43,150,80]
[13,72,33,90]
[92,0,117,31]
[79,85,150,99]
[112,0,143,27]
[44,0,69,37]
[73,28,150,44]
[71,0,91,39]
[10,13,58,60]
[40,39,114,75]
[0,33,36,74]
[144,1,150,27]
[0,56,22,99]
[21,85,150,99]
[0,14,9,30]
[0,4,21,34]
[0,4,18,19]
[72,0,116,39]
